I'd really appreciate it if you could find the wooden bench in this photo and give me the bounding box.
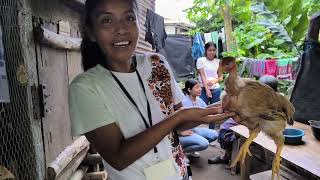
[230,122,320,180]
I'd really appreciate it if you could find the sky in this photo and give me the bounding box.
[155,0,194,24]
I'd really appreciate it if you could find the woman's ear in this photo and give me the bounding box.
[188,88,191,92]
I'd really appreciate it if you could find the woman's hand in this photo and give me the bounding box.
[179,130,194,136]
[211,78,220,84]
[176,107,235,125]
[206,89,212,98]
[207,78,219,87]
[200,111,236,124]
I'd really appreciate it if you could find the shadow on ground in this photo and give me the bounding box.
[189,142,240,180]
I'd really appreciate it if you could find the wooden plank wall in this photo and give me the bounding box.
[136,0,155,53]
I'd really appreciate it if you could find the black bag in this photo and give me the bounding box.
[291,41,320,124]
[291,12,320,124]
[158,34,195,81]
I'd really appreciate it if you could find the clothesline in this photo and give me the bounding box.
[192,31,224,60]
[239,57,299,80]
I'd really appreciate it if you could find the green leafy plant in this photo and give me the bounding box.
[278,79,294,97]
[186,0,320,59]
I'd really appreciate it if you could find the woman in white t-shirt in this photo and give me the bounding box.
[68,1,235,180]
[197,42,223,105]
[196,42,223,129]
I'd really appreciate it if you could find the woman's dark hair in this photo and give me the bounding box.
[81,0,139,71]
[204,42,217,57]
[183,79,199,95]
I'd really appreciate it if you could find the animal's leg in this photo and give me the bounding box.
[230,128,260,167]
[271,136,284,180]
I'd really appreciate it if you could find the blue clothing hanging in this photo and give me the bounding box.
[192,32,205,60]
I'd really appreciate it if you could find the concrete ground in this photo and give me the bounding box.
[189,141,240,180]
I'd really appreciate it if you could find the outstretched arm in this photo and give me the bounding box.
[86,107,235,171]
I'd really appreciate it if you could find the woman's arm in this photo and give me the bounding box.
[85,107,233,171]
[198,68,212,98]
[176,112,233,130]
[198,68,208,90]
[85,113,180,171]
[176,105,230,130]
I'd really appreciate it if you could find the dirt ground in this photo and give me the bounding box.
[189,141,241,180]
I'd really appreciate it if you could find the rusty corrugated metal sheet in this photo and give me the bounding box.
[136,0,155,53]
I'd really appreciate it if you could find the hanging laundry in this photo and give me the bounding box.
[203,31,221,58]
[239,58,249,77]
[253,59,266,77]
[287,59,293,79]
[217,38,223,58]
[204,33,212,44]
[240,58,267,78]
[277,58,291,79]
[265,59,277,77]
[240,58,254,78]
[259,60,266,76]
[192,32,205,60]
[219,27,226,44]
[252,59,260,77]
[145,9,167,52]
[211,31,220,58]
[291,57,299,79]
[250,59,256,78]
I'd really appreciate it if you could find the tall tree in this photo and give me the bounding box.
[223,0,234,51]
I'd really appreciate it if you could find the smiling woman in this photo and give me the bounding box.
[69,0,235,180]
[81,0,139,72]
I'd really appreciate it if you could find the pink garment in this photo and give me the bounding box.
[287,63,293,79]
[265,59,277,77]
[277,58,292,79]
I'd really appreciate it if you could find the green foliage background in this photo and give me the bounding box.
[184,0,320,95]
[186,0,320,59]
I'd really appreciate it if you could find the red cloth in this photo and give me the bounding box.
[265,59,277,77]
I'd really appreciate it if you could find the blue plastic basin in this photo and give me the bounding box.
[283,128,304,145]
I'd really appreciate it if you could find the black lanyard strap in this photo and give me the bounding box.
[136,70,153,128]
[110,70,157,153]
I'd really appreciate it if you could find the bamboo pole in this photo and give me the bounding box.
[47,136,90,180]
[83,171,107,180]
[54,147,89,180]
[34,26,81,51]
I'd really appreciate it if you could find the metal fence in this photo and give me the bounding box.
[0,0,37,179]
